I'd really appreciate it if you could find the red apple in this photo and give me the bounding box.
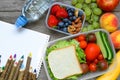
[97,0,119,11]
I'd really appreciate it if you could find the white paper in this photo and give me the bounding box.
[0,21,50,76]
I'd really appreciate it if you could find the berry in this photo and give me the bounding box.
[72,16,77,21]
[58,22,64,28]
[78,11,83,17]
[68,12,73,17]
[62,27,68,32]
[48,15,58,27]
[51,4,61,15]
[68,20,72,25]
[69,17,73,21]
[56,8,68,18]
[63,18,69,22]
[65,22,69,27]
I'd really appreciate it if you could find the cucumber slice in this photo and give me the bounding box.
[95,32,108,59]
[101,32,113,60]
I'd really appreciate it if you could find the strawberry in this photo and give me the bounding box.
[48,15,58,27]
[56,8,68,18]
[51,4,61,15]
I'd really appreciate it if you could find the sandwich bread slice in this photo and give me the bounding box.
[48,45,83,79]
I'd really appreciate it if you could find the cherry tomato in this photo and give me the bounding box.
[85,43,100,61]
[89,63,97,72]
[94,59,98,64]
[98,60,108,71]
[81,63,89,74]
[79,40,87,49]
[98,54,104,60]
[87,33,96,42]
[78,34,86,41]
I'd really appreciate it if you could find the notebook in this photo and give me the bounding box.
[0,21,50,77]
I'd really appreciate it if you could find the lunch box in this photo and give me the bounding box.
[45,2,86,35]
[43,29,117,80]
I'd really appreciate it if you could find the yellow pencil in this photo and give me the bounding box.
[23,53,32,80]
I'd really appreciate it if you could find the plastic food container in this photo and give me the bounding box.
[45,2,86,35]
[43,29,116,80]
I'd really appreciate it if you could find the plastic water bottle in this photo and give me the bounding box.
[15,0,54,28]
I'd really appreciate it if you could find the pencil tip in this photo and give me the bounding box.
[34,69,37,73]
[29,52,32,57]
[14,54,16,59]
[9,55,12,59]
[21,55,24,59]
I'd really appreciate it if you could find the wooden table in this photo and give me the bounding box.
[0,0,120,80]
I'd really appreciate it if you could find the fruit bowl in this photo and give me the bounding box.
[45,2,86,35]
[43,29,116,80]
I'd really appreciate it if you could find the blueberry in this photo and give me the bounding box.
[73,16,77,21]
[58,22,64,28]
[62,27,68,32]
[65,22,69,27]
[68,12,73,17]
[78,11,83,17]
[68,20,72,25]
[63,18,69,22]
[69,17,73,21]
[70,8,75,12]
[66,7,71,11]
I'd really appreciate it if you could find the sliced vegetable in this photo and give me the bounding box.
[101,32,114,61]
[95,32,107,59]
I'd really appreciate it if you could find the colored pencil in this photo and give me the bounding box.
[17,69,24,80]
[0,55,12,80]
[8,62,17,80]
[13,55,24,80]
[28,67,33,80]
[23,53,32,80]
[4,54,16,80]
[32,69,37,80]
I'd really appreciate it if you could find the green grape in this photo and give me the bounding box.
[81,27,88,32]
[75,3,82,9]
[88,18,93,24]
[90,3,97,9]
[77,0,84,3]
[72,0,78,5]
[92,22,100,29]
[91,0,96,2]
[93,14,99,22]
[86,16,91,21]
[87,25,94,31]
[85,0,91,4]
[93,8,102,15]
[84,7,92,16]
[82,4,88,10]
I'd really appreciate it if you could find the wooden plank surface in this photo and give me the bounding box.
[0,0,120,80]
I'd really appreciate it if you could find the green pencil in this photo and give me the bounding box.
[0,55,12,80]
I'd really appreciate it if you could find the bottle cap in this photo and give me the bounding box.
[15,15,28,28]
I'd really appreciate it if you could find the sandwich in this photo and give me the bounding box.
[48,45,83,80]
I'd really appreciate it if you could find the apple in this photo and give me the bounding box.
[100,13,119,32]
[97,0,119,11]
[110,30,120,49]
